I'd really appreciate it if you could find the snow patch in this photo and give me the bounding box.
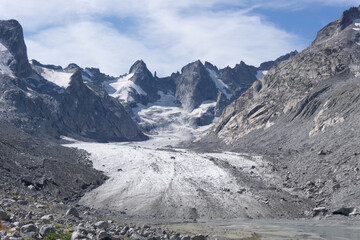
[256,70,268,79]
[103,73,147,102]
[40,69,73,88]
[206,68,232,100]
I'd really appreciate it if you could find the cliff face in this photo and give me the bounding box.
[200,6,360,211]
[0,20,32,78]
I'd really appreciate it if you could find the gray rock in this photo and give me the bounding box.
[40,215,54,224]
[71,231,89,240]
[191,235,206,240]
[0,210,9,221]
[97,230,111,240]
[181,236,191,240]
[35,203,45,209]
[313,207,328,216]
[66,207,80,218]
[18,200,28,205]
[94,221,109,230]
[20,224,37,233]
[130,232,146,240]
[170,234,181,240]
[39,224,55,237]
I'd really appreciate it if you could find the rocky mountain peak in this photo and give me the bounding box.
[204,61,218,72]
[0,19,32,77]
[129,59,148,74]
[313,6,360,45]
[339,6,360,30]
[175,60,218,111]
[127,60,159,103]
[64,63,81,72]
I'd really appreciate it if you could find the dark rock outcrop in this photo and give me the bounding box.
[217,61,259,97]
[59,71,146,141]
[174,60,218,111]
[129,60,160,103]
[0,19,32,77]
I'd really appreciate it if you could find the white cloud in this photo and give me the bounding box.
[0,0,355,76]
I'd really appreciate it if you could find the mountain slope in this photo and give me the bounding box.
[0,119,107,201]
[0,19,146,142]
[200,6,360,213]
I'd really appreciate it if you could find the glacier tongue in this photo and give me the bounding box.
[66,130,311,219]
[67,135,274,219]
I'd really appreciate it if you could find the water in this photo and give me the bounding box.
[160,218,360,240]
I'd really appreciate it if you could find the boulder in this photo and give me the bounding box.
[94,221,109,230]
[20,224,37,233]
[39,224,55,237]
[0,210,9,221]
[66,207,80,218]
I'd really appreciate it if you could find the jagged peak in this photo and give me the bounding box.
[204,61,218,72]
[313,6,360,44]
[181,60,205,73]
[65,63,82,72]
[129,59,149,74]
[339,6,360,30]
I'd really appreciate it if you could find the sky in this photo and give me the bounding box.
[0,0,359,77]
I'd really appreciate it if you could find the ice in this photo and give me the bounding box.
[67,133,274,219]
[206,68,232,100]
[40,69,73,88]
[133,92,216,139]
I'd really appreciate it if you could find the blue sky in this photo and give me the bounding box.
[0,0,358,76]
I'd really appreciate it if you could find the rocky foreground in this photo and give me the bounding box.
[0,189,213,240]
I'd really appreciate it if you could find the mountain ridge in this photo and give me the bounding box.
[198,5,360,213]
